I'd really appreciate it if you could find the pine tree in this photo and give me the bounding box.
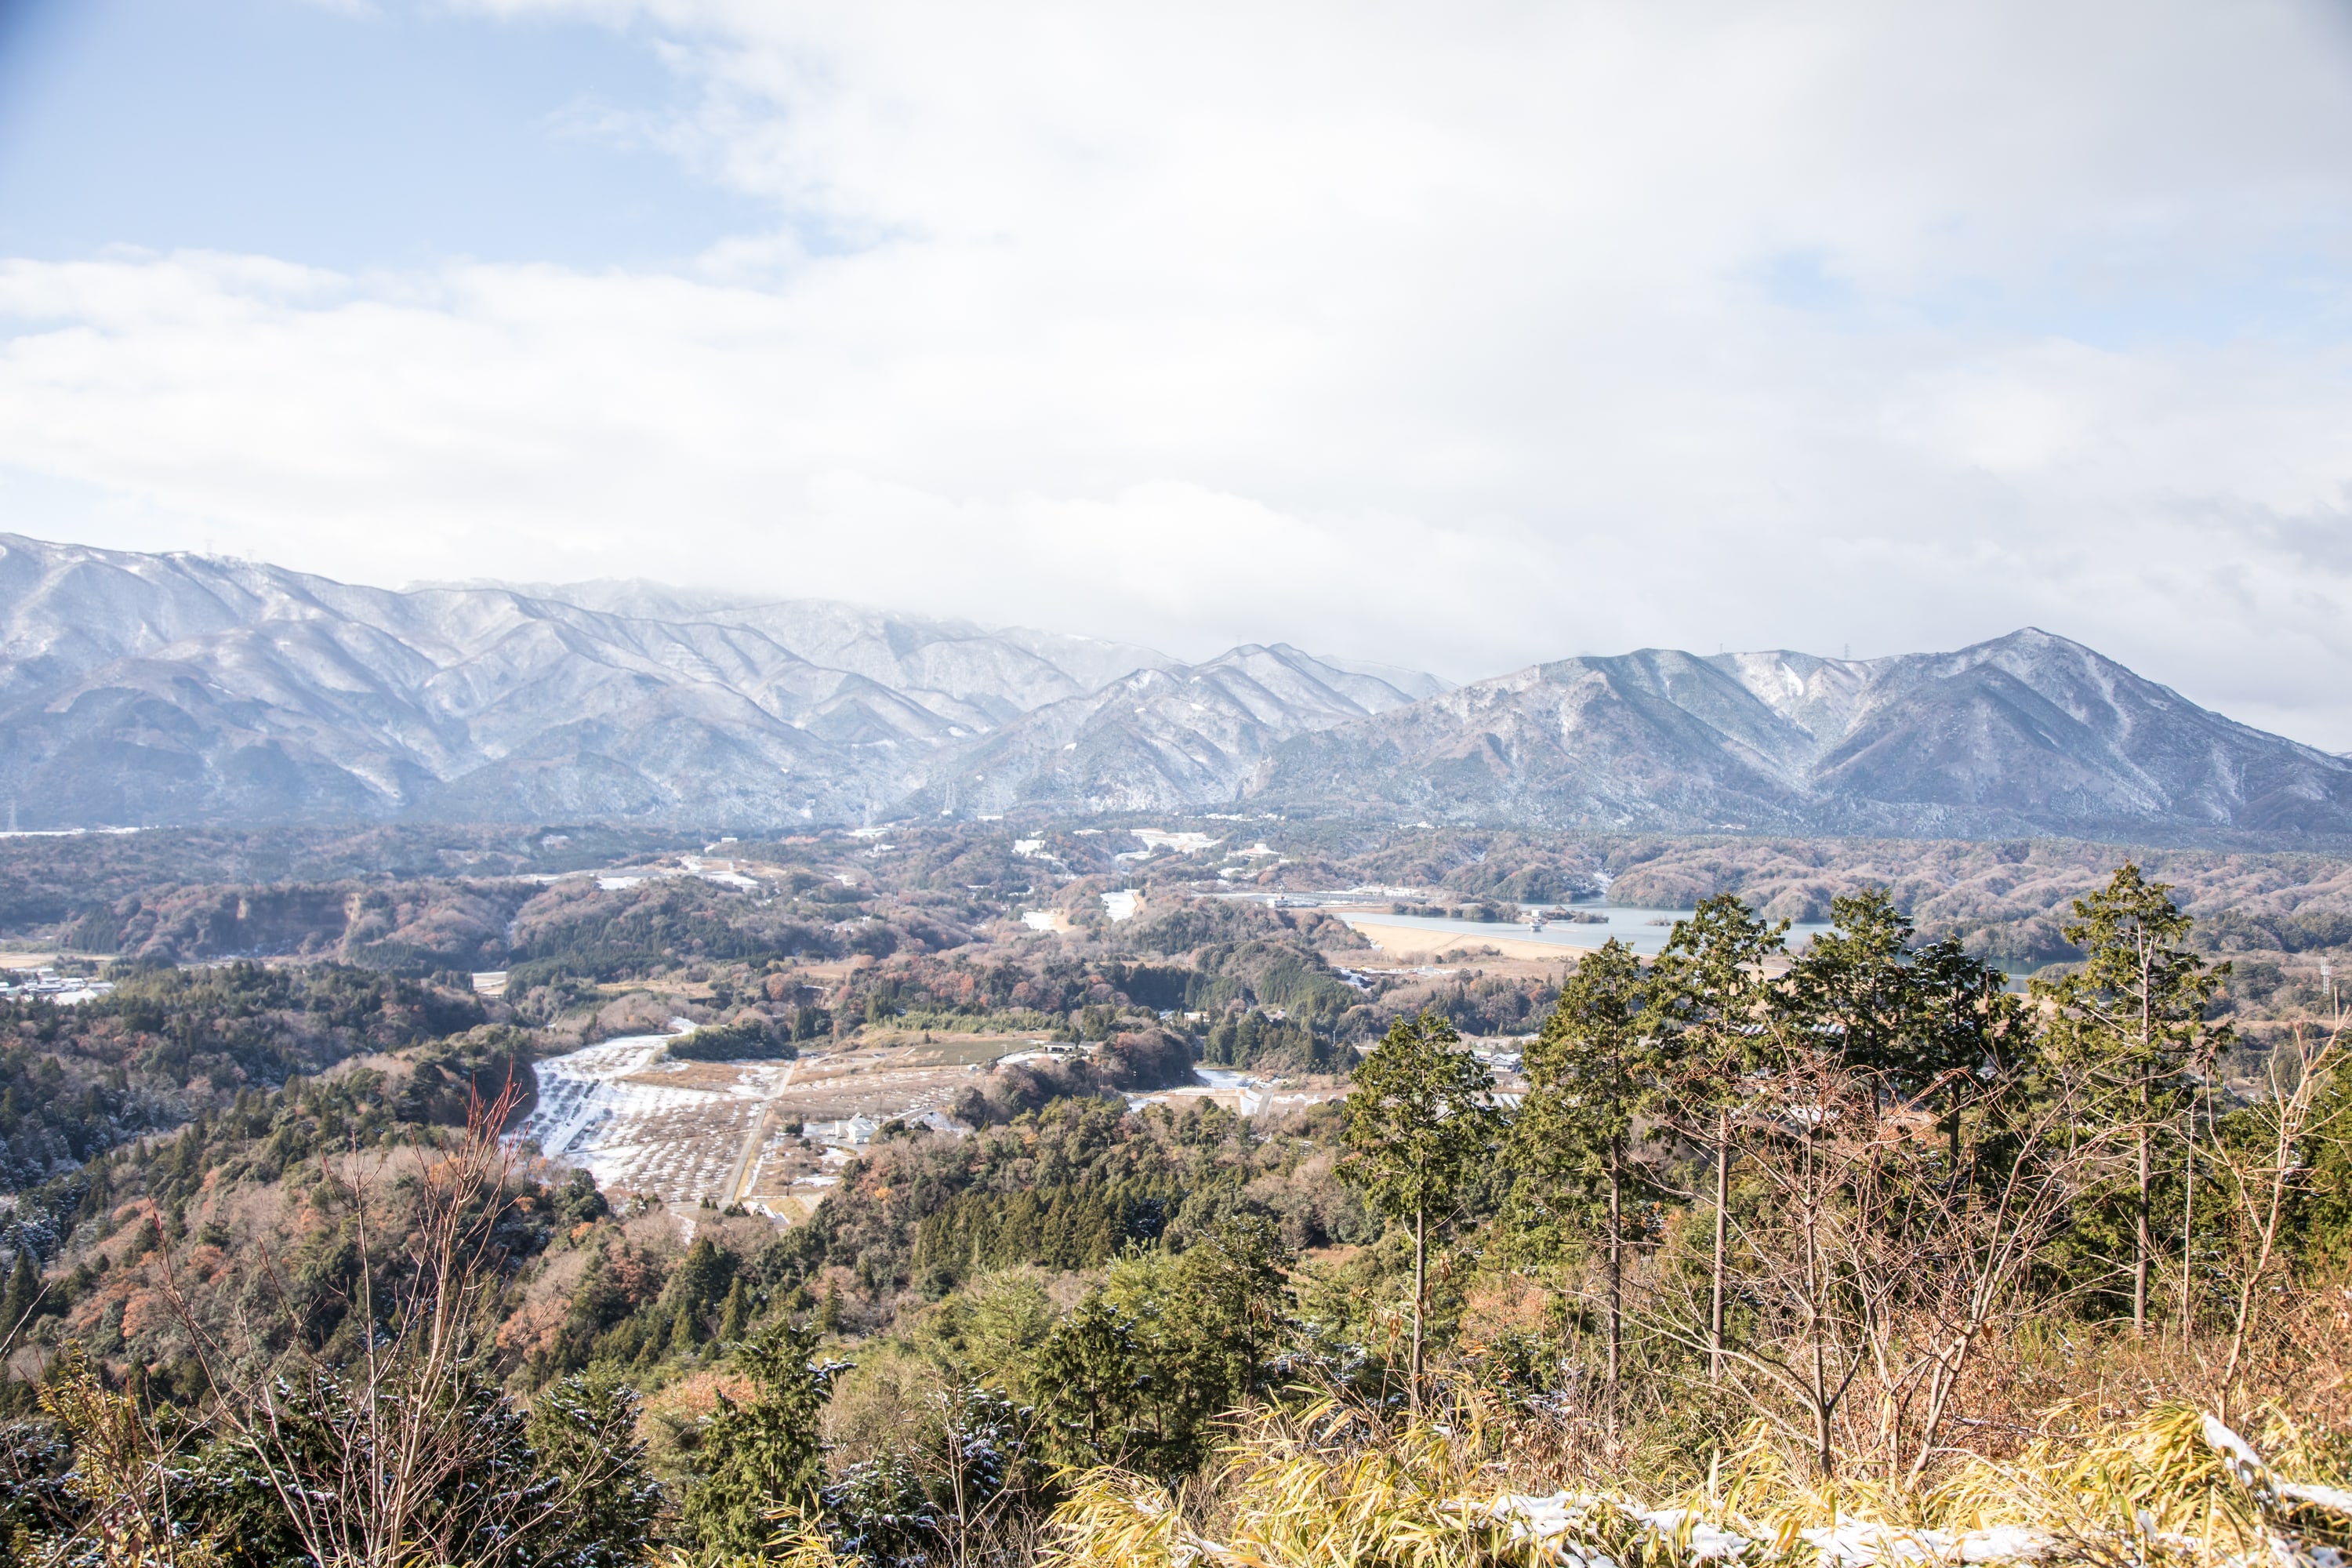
[1338,1010,1501,1413]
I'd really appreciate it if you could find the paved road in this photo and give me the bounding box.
[724,1056,800,1205]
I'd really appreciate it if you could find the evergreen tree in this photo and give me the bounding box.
[1644,894,1788,1383]
[717,1277,752,1343]
[1033,1291,1147,1469]
[1515,938,1652,1417]
[673,1236,734,1315]
[0,1251,37,1345]
[679,1317,842,1561]
[526,1373,664,1568]
[1903,926,2031,1167]
[2288,1068,2352,1272]
[1790,888,2024,1163]
[1337,1010,1501,1411]
[1788,890,1929,1078]
[2034,863,2230,1334]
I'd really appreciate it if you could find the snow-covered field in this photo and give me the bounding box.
[512,1028,790,1206]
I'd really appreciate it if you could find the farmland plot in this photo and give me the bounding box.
[514,1028,790,1206]
[517,1029,1041,1215]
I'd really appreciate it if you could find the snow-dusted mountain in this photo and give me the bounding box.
[411,576,1184,720]
[0,535,1429,827]
[900,643,1439,816]
[5,534,2347,839]
[1248,631,2352,839]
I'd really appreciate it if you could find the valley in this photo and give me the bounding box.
[0,814,2347,1568]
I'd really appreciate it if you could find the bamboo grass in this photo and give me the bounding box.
[1039,1398,2352,1568]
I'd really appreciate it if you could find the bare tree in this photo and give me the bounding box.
[157,1078,637,1568]
[1860,1072,2092,1487]
[2206,1025,2349,1395]
[927,1383,1037,1568]
[1642,1044,1870,1479]
[1641,1033,2092,1483]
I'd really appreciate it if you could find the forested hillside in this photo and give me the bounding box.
[0,823,2347,1567]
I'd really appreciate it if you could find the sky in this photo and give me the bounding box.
[2,2,2352,746]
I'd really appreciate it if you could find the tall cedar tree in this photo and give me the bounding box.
[1904,927,2033,1168]
[1643,894,1788,1383]
[0,1251,37,1347]
[524,1374,665,1568]
[679,1317,843,1560]
[1788,890,2024,1164]
[1029,1218,1287,1479]
[1034,1293,1149,1468]
[1338,1010,1500,1412]
[2033,863,2230,1334]
[1516,938,1652,1418]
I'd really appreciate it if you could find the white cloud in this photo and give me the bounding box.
[5,1,2352,740]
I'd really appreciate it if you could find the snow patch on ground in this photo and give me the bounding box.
[1488,1495,2061,1567]
[511,1028,790,1203]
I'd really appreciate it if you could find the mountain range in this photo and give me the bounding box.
[3,532,2348,843]
[1253,638,2352,839]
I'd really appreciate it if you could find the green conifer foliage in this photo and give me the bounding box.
[0,1250,38,1345]
[2034,863,2231,1334]
[678,1317,842,1560]
[1338,1010,1500,1410]
[525,1374,664,1568]
[1514,937,1653,1414]
[1033,1291,1149,1471]
[718,1277,752,1343]
[1789,888,2026,1162]
[1644,893,1788,1382]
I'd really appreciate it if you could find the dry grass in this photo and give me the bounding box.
[1032,1386,2352,1568]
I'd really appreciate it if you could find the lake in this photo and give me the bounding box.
[1238,898,1835,956]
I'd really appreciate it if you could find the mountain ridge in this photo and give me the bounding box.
[0,534,1432,829]
[1246,629,2352,839]
[5,533,2348,843]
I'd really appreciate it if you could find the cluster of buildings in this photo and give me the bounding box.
[0,967,115,1006]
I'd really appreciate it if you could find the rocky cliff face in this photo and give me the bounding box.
[1247,630,2352,839]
